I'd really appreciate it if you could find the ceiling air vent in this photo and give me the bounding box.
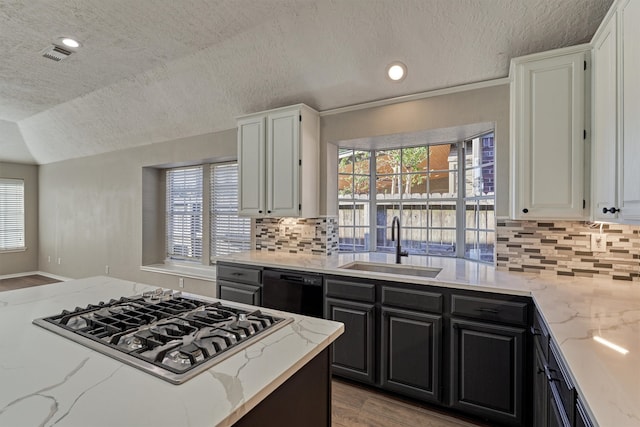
[41,45,73,62]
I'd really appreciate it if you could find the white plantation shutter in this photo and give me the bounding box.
[211,163,251,258]
[0,178,25,251]
[166,167,203,260]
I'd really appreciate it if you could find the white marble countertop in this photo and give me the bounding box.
[0,276,343,427]
[219,251,640,427]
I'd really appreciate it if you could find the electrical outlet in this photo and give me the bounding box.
[105,265,110,275]
[179,277,185,288]
[301,225,315,239]
[591,233,607,252]
[57,258,61,265]
[47,256,51,263]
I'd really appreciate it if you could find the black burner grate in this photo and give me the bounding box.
[34,291,291,382]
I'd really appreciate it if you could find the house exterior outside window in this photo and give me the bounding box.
[338,133,495,263]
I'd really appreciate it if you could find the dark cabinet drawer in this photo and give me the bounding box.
[217,263,262,285]
[218,280,261,306]
[381,286,443,314]
[325,278,375,303]
[451,294,529,326]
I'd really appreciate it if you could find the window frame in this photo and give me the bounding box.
[0,178,26,252]
[209,162,251,261]
[166,166,204,262]
[337,132,495,263]
[164,162,251,266]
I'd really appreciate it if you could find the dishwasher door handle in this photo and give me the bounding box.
[280,275,305,283]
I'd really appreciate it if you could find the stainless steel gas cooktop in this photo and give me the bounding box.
[33,289,293,384]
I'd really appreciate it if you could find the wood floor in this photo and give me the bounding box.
[0,274,61,292]
[332,379,485,427]
[3,275,483,426]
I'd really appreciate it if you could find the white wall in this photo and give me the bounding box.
[38,129,236,294]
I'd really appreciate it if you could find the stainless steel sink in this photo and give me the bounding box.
[338,261,442,278]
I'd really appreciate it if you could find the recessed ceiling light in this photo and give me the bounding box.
[386,62,407,82]
[61,38,80,48]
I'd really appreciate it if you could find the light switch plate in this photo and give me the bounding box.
[301,225,315,239]
[591,233,607,252]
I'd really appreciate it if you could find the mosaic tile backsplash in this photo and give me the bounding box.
[496,220,640,281]
[255,217,339,255]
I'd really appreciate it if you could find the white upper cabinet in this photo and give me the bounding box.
[618,0,640,221]
[510,46,589,220]
[592,10,618,221]
[591,0,640,223]
[237,104,319,218]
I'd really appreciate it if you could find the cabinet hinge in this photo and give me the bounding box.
[299,204,302,211]
[583,199,586,209]
[299,159,302,166]
[299,115,302,122]
[584,60,587,70]
[583,129,587,140]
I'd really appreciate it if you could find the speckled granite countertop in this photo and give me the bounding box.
[0,276,343,427]
[219,251,640,427]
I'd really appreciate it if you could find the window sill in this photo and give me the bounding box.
[140,262,216,282]
[0,247,27,254]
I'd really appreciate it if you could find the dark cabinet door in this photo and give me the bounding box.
[450,318,526,427]
[548,383,571,427]
[533,343,548,427]
[326,298,376,384]
[380,307,442,404]
[218,280,261,306]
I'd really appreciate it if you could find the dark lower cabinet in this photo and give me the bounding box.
[450,318,526,427]
[218,280,261,306]
[234,347,331,427]
[326,297,376,384]
[380,307,443,404]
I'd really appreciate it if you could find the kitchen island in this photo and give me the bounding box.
[0,276,343,427]
[220,251,640,427]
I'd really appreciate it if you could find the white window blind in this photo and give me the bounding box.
[0,178,25,251]
[166,167,203,261]
[210,163,251,258]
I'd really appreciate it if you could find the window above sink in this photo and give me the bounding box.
[336,127,496,264]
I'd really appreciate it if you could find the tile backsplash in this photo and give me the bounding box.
[255,217,338,255]
[496,220,640,281]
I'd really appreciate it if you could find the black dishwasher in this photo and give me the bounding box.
[262,269,323,318]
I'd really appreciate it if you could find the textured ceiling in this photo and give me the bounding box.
[0,0,613,165]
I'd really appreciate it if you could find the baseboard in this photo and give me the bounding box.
[0,271,72,281]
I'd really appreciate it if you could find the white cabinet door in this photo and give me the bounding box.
[619,0,640,221]
[511,50,586,219]
[266,109,300,217]
[592,13,619,221]
[238,116,265,216]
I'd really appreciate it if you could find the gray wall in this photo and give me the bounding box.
[0,162,39,275]
[319,84,510,217]
[36,83,510,291]
[38,130,236,295]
